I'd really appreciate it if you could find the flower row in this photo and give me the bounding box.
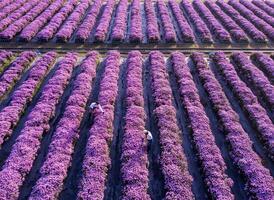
[149,51,193,199]
[171,52,234,199]
[0,52,57,148]
[78,51,121,199]
[144,0,160,42]
[0,0,27,21]
[0,0,14,10]
[0,51,36,100]
[129,0,143,42]
[253,0,274,17]
[121,51,150,199]
[0,50,13,73]
[191,52,274,200]
[30,51,99,199]
[211,52,274,159]
[0,52,78,199]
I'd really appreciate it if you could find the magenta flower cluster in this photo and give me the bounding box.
[129,0,143,43]
[144,0,160,42]
[19,0,65,42]
[75,0,103,42]
[94,0,116,42]
[111,0,128,42]
[149,51,193,199]
[121,51,150,199]
[204,0,248,43]
[0,0,51,41]
[191,52,274,200]
[216,0,267,43]
[231,52,274,109]
[0,0,27,21]
[56,0,91,42]
[77,51,121,199]
[168,0,194,43]
[181,0,212,43]
[193,0,231,43]
[30,51,99,199]
[212,52,274,159]
[0,51,36,100]
[0,52,57,147]
[228,0,274,41]
[0,52,78,199]
[157,0,176,43]
[0,0,14,10]
[171,52,234,199]
[37,0,78,42]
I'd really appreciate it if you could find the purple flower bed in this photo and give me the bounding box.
[94,0,116,42]
[56,0,91,42]
[0,0,27,21]
[19,0,65,42]
[129,0,143,43]
[111,0,128,42]
[157,0,176,43]
[121,51,150,199]
[0,51,36,100]
[191,52,274,200]
[0,52,57,147]
[192,0,231,43]
[231,52,274,109]
[0,0,14,10]
[204,0,248,43]
[75,0,102,42]
[251,52,274,84]
[144,0,160,42]
[29,51,99,199]
[212,52,274,159]
[149,51,193,199]
[181,0,212,43]
[77,51,121,199]
[168,0,194,43]
[0,50,13,73]
[240,0,274,27]
[0,52,78,199]
[0,0,39,32]
[265,0,274,9]
[0,0,51,41]
[36,0,78,42]
[171,52,234,199]
[252,0,274,17]
[228,0,274,41]
[217,0,267,43]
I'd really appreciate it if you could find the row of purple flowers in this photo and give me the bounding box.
[0,50,13,73]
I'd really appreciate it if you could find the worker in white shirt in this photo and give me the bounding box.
[144,130,153,152]
[89,101,104,113]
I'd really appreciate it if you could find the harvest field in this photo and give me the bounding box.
[0,0,273,200]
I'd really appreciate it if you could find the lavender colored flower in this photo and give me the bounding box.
[149,51,194,199]
[252,0,274,17]
[111,0,128,41]
[192,0,231,43]
[217,0,267,43]
[75,0,103,42]
[191,52,274,200]
[0,52,77,199]
[265,0,274,9]
[0,0,28,21]
[171,51,234,199]
[144,0,160,42]
[77,51,121,200]
[129,0,143,43]
[204,0,248,43]
[0,0,14,10]
[29,51,99,199]
[181,0,213,43]
[212,51,274,159]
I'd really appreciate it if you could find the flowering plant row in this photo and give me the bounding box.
[0,0,14,10]
[121,51,150,199]
[171,52,234,199]
[129,0,143,42]
[149,51,193,199]
[0,50,13,73]
[30,51,99,199]
[191,52,274,200]
[0,52,78,199]
[0,51,36,100]
[253,0,274,17]
[0,52,57,148]
[0,0,28,21]
[78,51,121,199]
[212,52,274,159]
[144,0,160,42]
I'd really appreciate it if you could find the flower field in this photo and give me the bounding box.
[0,49,273,200]
[0,0,273,44]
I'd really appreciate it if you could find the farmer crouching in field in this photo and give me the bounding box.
[144,130,153,152]
[89,102,104,113]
